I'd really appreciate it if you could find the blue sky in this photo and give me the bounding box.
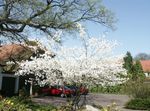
[64,0,150,57]
[104,0,150,56]
[89,0,150,56]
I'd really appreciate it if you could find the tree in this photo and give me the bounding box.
[16,37,127,85]
[123,52,133,74]
[55,37,127,86]
[0,0,116,41]
[15,37,127,96]
[15,26,126,109]
[134,53,150,60]
[16,37,127,109]
[132,60,145,80]
[123,52,145,80]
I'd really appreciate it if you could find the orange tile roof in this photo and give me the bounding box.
[0,44,30,65]
[140,60,150,72]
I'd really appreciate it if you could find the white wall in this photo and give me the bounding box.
[145,72,150,77]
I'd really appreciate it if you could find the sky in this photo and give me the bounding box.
[64,0,150,57]
[91,0,150,56]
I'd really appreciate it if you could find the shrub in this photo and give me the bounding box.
[90,84,124,94]
[125,98,150,110]
[29,103,56,111]
[124,80,150,99]
[0,97,29,111]
[0,96,56,111]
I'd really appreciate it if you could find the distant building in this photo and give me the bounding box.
[140,60,150,77]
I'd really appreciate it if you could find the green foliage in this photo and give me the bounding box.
[123,51,133,74]
[125,98,150,110]
[90,85,124,94]
[0,96,56,111]
[0,0,116,41]
[124,80,150,99]
[58,102,74,111]
[0,96,30,111]
[132,60,145,80]
[25,40,39,46]
[123,52,145,81]
[28,103,56,111]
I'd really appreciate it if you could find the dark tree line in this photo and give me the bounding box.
[134,53,150,60]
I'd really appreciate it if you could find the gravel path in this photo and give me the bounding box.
[32,93,146,111]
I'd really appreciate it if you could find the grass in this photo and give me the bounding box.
[125,98,150,110]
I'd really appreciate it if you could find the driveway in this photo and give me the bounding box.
[32,93,145,111]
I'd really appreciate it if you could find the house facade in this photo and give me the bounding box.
[140,60,150,77]
[0,43,36,96]
[0,42,53,96]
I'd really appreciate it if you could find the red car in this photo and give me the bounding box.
[41,85,74,97]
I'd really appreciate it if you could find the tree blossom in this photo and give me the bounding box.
[76,23,86,37]
[15,37,127,87]
[55,37,127,86]
[15,24,127,87]
[15,53,62,86]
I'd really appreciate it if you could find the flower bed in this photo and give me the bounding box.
[0,96,56,111]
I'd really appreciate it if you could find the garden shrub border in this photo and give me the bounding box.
[125,98,150,110]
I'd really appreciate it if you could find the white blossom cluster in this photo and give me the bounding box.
[15,53,63,86]
[76,23,86,37]
[15,37,127,86]
[6,61,15,65]
[15,23,127,86]
[55,38,127,86]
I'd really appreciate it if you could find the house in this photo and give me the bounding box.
[0,44,29,96]
[0,42,50,96]
[140,60,150,77]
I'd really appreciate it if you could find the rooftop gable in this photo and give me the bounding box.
[140,60,150,72]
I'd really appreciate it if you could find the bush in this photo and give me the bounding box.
[0,97,29,111]
[124,80,150,99]
[0,96,56,111]
[125,98,150,110]
[90,84,124,94]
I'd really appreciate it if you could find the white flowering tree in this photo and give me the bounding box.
[15,23,127,98]
[54,23,127,86]
[15,36,127,111]
[15,37,127,96]
[55,37,127,86]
